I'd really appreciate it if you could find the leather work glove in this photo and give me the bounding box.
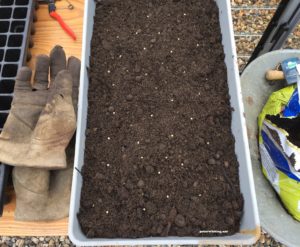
[0,46,77,169]
[11,46,80,221]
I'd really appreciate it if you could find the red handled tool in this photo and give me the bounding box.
[39,0,76,41]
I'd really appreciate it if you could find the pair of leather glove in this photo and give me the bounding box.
[0,46,80,221]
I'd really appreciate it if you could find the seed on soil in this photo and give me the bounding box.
[105,210,109,214]
[175,214,186,227]
[107,137,111,140]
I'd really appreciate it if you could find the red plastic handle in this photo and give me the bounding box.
[50,11,77,41]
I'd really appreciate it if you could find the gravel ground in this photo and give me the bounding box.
[0,0,297,246]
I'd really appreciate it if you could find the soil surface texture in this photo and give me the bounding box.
[78,0,244,238]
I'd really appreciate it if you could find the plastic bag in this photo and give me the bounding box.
[258,84,300,221]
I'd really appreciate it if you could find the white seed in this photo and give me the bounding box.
[170,50,173,53]
[198,92,201,95]
[116,36,119,38]
[170,99,174,102]
[141,156,144,159]
[155,87,158,90]
[92,204,95,207]
[165,156,168,159]
[119,55,122,58]
[197,43,200,47]
[207,141,210,145]
[107,70,111,73]
[199,194,202,197]
[150,114,154,117]
[113,112,116,115]
[106,210,109,214]
[145,73,148,76]
[166,195,170,198]
[183,71,186,74]
[147,15,150,18]
[107,137,111,140]
[158,31,161,34]
[183,13,186,16]
[112,83,115,87]
[190,117,193,120]
[170,134,174,138]
[158,171,161,174]
[177,37,180,40]
[137,141,140,144]
[181,163,184,166]
[107,163,110,167]
[143,47,147,50]
[143,208,146,211]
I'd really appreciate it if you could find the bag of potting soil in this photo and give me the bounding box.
[258,84,300,221]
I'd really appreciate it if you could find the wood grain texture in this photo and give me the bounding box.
[0,0,83,236]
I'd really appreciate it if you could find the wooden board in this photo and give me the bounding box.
[0,0,84,236]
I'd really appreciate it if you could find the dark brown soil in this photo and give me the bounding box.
[78,0,243,238]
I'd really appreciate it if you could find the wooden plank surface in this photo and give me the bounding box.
[0,0,84,236]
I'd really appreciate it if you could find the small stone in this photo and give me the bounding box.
[39,237,44,242]
[193,181,198,187]
[145,165,154,173]
[16,239,24,247]
[260,234,265,244]
[134,64,141,72]
[183,159,189,165]
[150,38,156,43]
[208,158,216,165]
[198,138,205,145]
[137,180,145,188]
[108,106,114,112]
[159,143,166,150]
[126,94,133,101]
[224,161,229,168]
[135,75,143,82]
[175,214,186,227]
[225,216,234,225]
[102,40,111,49]
[31,238,39,245]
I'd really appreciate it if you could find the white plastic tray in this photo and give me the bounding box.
[69,0,260,245]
